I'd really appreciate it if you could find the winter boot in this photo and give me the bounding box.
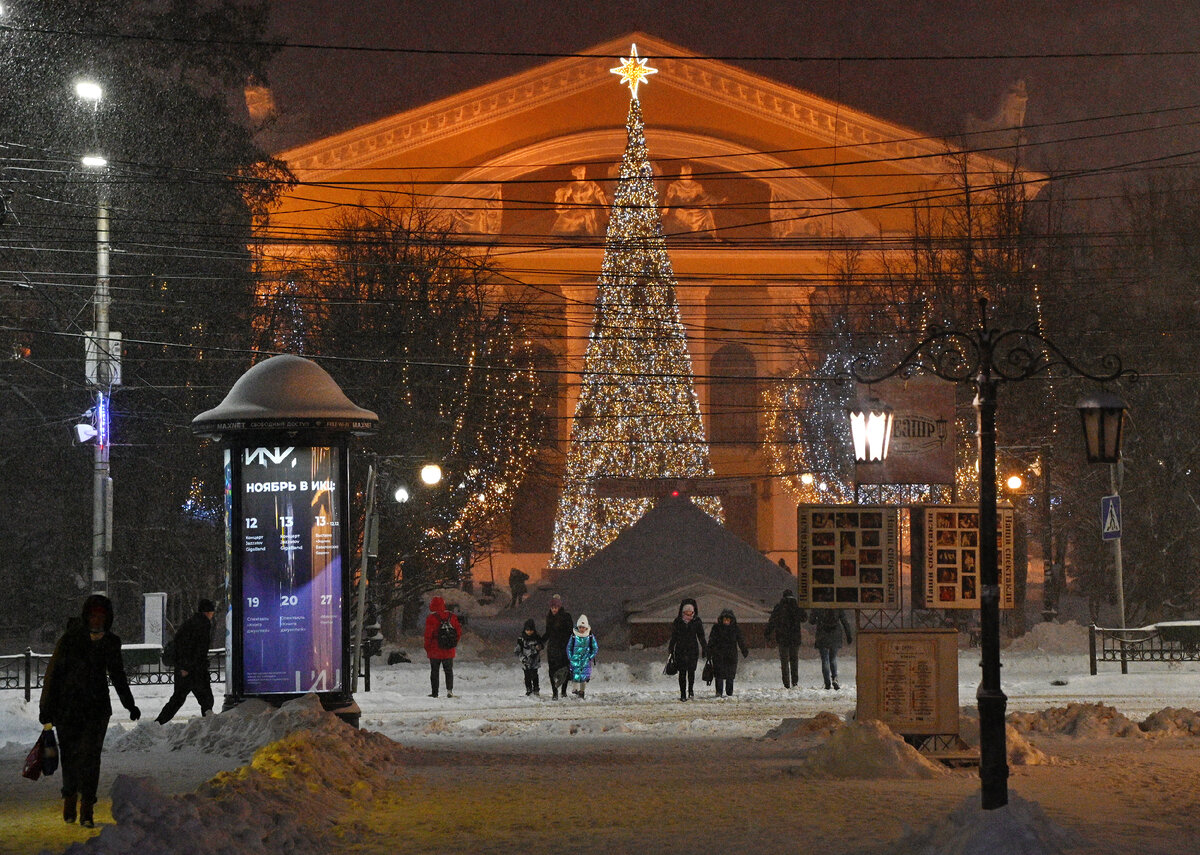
[63,794,77,824]
[80,798,95,828]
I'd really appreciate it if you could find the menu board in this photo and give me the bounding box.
[856,630,959,736]
[915,505,1014,610]
[798,506,899,608]
[238,445,344,694]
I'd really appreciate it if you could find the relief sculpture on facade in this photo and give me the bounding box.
[663,164,724,237]
[452,183,503,236]
[551,165,608,235]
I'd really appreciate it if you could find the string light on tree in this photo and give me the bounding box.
[551,46,720,570]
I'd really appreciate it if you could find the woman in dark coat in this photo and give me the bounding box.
[706,608,749,697]
[543,594,574,699]
[39,594,141,827]
[810,608,854,690]
[666,598,707,701]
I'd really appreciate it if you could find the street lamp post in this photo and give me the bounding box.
[849,297,1133,810]
[76,79,118,595]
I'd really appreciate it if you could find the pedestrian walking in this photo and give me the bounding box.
[508,567,529,608]
[566,614,598,699]
[666,598,707,701]
[514,618,544,695]
[424,596,462,698]
[154,598,216,724]
[707,608,749,697]
[810,608,854,690]
[543,593,574,699]
[764,589,807,688]
[39,595,141,827]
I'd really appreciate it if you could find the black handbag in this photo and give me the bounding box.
[39,728,58,776]
[664,654,678,676]
[701,658,714,684]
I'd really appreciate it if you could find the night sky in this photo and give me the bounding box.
[264,0,1200,192]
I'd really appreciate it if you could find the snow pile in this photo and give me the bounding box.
[63,695,407,854]
[762,712,844,739]
[1005,621,1089,655]
[108,695,364,762]
[1008,702,1145,738]
[1139,706,1200,736]
[867,792,1080,855]
[786,718,948,779]
[956,712,1054,765]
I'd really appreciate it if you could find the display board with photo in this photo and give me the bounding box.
[797,505,900,608]
[914,505,1015,610]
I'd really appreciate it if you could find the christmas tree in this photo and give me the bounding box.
[550,46,721,570]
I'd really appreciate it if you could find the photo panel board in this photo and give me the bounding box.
[913,504,1015,610]
[798,505,900,608]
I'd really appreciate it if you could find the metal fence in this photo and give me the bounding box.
[0,647,226,702]
[1089,623,1200,674]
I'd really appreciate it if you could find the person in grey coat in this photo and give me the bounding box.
[810,608,854,690]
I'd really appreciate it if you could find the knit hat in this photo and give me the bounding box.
[198,598,216,614]
[523,618,537,632]
[550,594,563,606]
[575,614,590,632]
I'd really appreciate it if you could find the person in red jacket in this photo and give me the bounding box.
[423,596,461,698]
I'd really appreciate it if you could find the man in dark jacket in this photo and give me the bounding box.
[155,598,216,724]
[39,594,141,827]
[542,594,574,699]
[764,589,807,689]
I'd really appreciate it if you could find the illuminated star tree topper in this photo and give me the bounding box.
[610,43,658,100]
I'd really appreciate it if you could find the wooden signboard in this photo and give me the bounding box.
[856,629,959,736]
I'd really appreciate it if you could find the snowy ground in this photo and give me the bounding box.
[3,620,1200,854]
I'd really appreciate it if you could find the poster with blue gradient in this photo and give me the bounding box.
[239,445,343,694]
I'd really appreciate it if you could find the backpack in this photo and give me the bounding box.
[161,636,177,667]
[436,615,458,649]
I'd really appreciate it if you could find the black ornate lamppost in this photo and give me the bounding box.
[848,298,1133,810]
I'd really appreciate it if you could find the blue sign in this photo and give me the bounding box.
[1101,494,1122,541]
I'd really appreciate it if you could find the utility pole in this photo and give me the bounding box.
[88,187,115,595]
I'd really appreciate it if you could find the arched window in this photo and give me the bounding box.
[709,344,758,446]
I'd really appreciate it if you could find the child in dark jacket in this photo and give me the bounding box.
[707,608,749,697]
[514,618,544,695]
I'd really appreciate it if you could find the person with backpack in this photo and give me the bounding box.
[810,608,854,690]
[565,614,598,698]
[424,596,462,698]
[764,589,807,689]
[154,598,216,724]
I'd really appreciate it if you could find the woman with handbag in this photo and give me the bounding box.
[667,598,707,702]
[707,608,749,697]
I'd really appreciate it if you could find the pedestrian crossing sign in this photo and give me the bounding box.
[1101,495,1122,541]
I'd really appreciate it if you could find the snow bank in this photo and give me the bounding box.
[762,712,844,739]
[1008,702,1145,738]
[786,719,948,779]
[956,711,1054,765]
[63,695,407,854]
[1005,621,1089,655]
[867,793,1080,855]
[1139,706,1200,735]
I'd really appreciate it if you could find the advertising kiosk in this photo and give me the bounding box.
[192,354,377,725]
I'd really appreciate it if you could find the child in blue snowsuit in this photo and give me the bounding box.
[514,618,544,695]
[566,614,598,698]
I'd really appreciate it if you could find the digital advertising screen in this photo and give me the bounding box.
[798,505,900,608]
[237,445,344,694]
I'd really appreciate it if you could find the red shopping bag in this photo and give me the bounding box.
[21,739,42,781]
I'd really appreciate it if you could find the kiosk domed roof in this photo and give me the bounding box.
[192,354,378,437]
